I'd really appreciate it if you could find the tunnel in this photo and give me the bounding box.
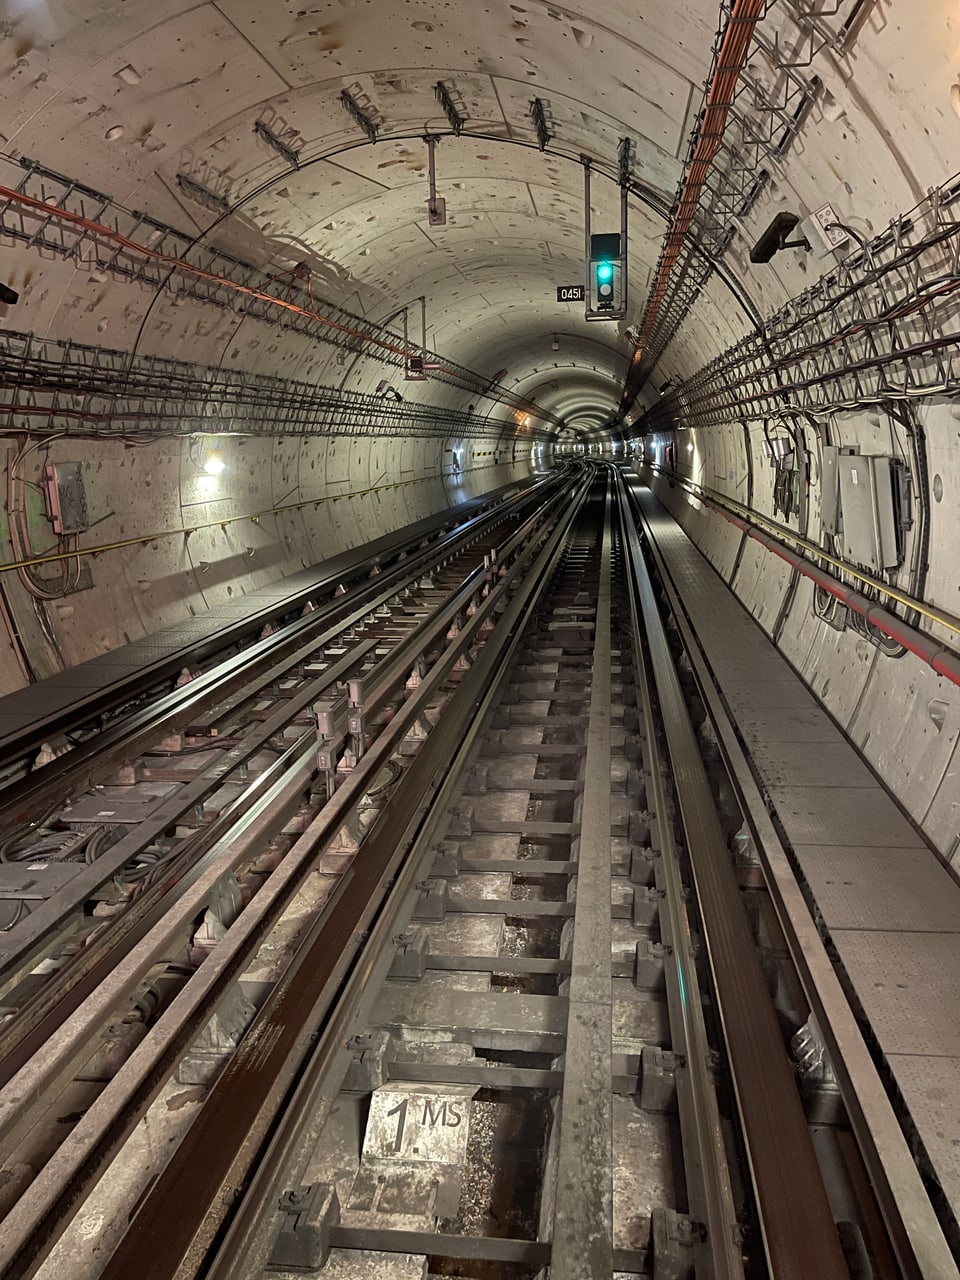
[0,2,958,1278]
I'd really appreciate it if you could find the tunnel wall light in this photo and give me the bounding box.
[189,437,226,477]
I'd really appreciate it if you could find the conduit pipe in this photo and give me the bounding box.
[691,492,960,689]
[0,464,507,579]
[624,0,765,396]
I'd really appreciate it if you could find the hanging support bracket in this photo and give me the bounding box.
[424,136,447,226]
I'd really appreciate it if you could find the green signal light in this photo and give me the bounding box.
[596,261,615,283]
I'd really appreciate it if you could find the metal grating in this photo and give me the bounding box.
[796,844,960,932]
[643,170,960,429]
[0,327,551,445]
[888,1055,960,1211]
[743,740,876,788]
[832,929,960,1057]
[768,785,926,849]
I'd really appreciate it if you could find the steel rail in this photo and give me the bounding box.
[340,476,578,723]
[75,470,594,1280]
[618,468,849,1279]
[550,470,615,1279]
[0,479,564,993]
[0,733,320,1153]
[0,468,591,1280]
[627,474,959,1280]
[0,473,557,821]
[616,466,745,1278]
[0,638,378,1100]
[0,475,550,776]
[0,479,576,1074]
[197,467,597,1280]
[0,596,438,992]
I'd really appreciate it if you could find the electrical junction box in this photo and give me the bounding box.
[837,454,907,571]
[820,445,841,535]
[798,203,850,259]
[42,462,89,534]
[761,436,793,466]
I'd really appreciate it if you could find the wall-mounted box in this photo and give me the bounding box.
[821,445,841,535]
[838,454,904,571]
[42,462,89,534]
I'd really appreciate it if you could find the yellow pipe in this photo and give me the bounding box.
[0,463,506,576]
[644,462,960,639]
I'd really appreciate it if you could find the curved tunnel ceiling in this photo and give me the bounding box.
[0,0,728,421]
[0,0,956,430]
[0,1,958,855]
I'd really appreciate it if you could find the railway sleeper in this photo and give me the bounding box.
[0,467,925,1280]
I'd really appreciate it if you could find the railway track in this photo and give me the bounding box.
[0,462,952,1280]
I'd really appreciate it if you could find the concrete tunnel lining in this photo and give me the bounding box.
[0,0,957,865]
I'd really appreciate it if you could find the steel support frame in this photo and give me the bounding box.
[199,473,596,1280]
[0,157,562,424]
[0,474,591,1280]
[582,159,629,323]
[0,327,552,444]
[644,173,960,432]
[626,0,865,392]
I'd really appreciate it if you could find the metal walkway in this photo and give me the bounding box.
[630,477,960,1238]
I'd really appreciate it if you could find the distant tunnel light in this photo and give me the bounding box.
[204,455,226,476]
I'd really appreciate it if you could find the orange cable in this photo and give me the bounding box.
[629,0,765,371]
[0,184,556,424]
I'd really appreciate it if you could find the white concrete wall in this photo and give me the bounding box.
[640,406,960,861]
[0,429,529,693]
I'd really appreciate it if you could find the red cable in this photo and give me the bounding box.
[0,183,553,420]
